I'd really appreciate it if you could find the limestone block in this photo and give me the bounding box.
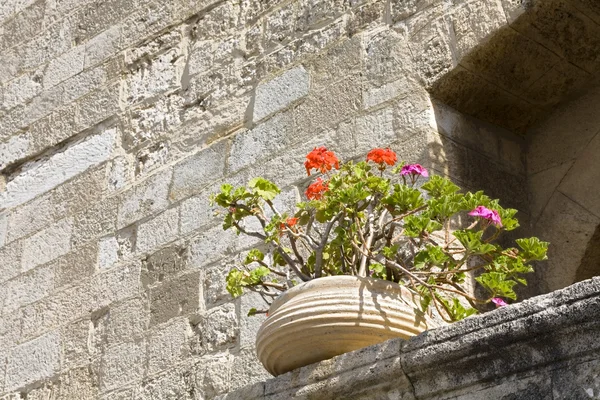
[54,242,98,289]
[570,0,600,25]
[61,318,96,369]
[407,15,455,89]
[535,192,600,291]
[68,0,135,46]
[98,236,120,270]
[228,112,294,173]
[201,302,238,352]
[253,66,310,123]
[136,207,180,254]
[106,297,149,346]
[5,193,53,246]
[309,36,362,89]
[170,141,227,202]
[21,218,73,272]
[21,18,72,71]
[142,245,188,288]
[74,85,121,132]
[551,358,600,399]
[229,349,271,393]
[204,262,234,309]
[449,0,507,62]
[558,133,600,217]
[263,4,296,50]
[0,264,55,313]
[125,95,183,151]
[149,270,201,326]
[147,317,191,375]
[0,128,117,210]
[188,224,253,269]
[26,107,78,159]
[0,49,20,86]
[180,192,219,235]
[354,107,396,154]
[1,71,42,113]
[0,0,45,52]
[85,25,122,68]
[0,242,22,285]
[364,30,413,88]
[43,45,85,89]
[5,331,61,392]
[124,47,185,106]
[100,340,146,392]
[293,75,361,137]
[195,354,234,398]
[0,135,30,172]
[118,168,173,228]
[188,40,215,76]
[107,156,134,193]
[0,310,20,351]
[56,367,100,400]
[71,196,119,249]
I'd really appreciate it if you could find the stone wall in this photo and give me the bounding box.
[527,83,600,293]
[0,0,566,398]
[219,277,600,400]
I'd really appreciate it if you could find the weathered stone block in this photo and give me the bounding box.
[180,192,219,235]
[71,196,119,249]
[136,207,180,254]
[253,66,310,123]
[21,218,73,272]
[98,236,120,270]
[5,193,54,245]
[106,297,149,346]
[0,212,7,247]
[142,245,188,287]
[85,25,122,68]
[149,270,201,326]
[170,141,227,202]
[57,366,100,400]
[54,242,98,289]
[1,263,55,313]
[1,72,42,114]
[118,168,173,228]
[228,112,294,173]
[100,340,146,392]
[147,317,191,375]
[201,302,238,352]
[74,85,121,132]
[0,128,117,209]
[43,45,85,89]
[5,331,61,392]
[0,242,22,285]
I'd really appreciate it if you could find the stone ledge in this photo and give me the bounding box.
[218,276,600,399]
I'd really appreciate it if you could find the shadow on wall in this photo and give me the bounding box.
[577,224,600,282]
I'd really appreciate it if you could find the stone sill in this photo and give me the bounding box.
[219,277,600,399]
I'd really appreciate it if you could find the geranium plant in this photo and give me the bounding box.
[211,147,548,322]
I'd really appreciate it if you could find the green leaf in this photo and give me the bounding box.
[226,270,245,298]
[369,263,387,279]
[516,237,549,261]
[249,177,280,201]
[404,215,443,238]
[247,308,258,317]
[381,184,425,214]
[421,176,460,198]
[453,230,496,255]
[475,272,518,300]
[414,245,450,270]
[244,249,265,265]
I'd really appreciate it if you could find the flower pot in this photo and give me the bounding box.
[255,275,438,376]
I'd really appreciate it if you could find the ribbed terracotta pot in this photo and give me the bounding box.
[256,275,437,376]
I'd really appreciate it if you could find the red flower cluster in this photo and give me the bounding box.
[367,148,397,166]
[305,178,329,200]
[279,217,299,237]
[304,147,339,176]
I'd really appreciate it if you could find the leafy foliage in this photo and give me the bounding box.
[211,148,549,322]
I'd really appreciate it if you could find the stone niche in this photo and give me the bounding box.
[430,0,600,296]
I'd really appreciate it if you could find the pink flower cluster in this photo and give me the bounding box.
[469,206,502,227]
[400,164,428,177]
